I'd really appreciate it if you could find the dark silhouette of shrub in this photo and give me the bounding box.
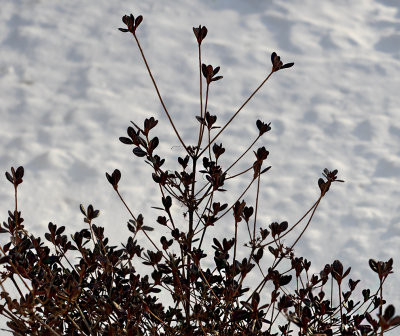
[1,13,399,336]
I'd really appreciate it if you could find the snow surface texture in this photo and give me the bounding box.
[1,0,399,333]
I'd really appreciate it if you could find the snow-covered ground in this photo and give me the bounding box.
[1,0,399,333]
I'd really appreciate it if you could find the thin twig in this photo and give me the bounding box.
[198,71,274,157]
[133,34,189,155]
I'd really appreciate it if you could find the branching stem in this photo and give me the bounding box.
[198,71,273,157]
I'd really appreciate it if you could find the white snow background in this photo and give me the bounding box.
[1,0,400,333]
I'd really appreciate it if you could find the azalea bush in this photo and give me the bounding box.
[0,13,399,336]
